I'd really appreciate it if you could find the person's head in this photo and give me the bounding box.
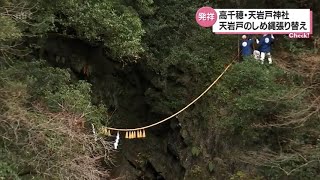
[242,35,247,39]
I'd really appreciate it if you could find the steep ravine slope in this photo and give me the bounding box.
[39,35,195,179]
[36,0,320,178]
[38,32,320,180]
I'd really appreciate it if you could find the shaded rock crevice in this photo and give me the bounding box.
[37,34,189,179]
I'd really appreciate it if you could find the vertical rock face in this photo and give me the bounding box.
[39,34,122,90]
[39,35,194,179]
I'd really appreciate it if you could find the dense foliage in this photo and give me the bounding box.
[0,61,111,179]
[1,0,319,179]
[35,0,146,60]
[0,1,111,179]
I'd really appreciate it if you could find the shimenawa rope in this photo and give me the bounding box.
[101,51,241,139]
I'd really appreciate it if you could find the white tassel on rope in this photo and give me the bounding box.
[114,131,120,149]
[91,124,97,142]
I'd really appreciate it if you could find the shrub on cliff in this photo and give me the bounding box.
[0,61,111,179]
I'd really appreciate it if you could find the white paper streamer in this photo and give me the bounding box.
[114,131,120,149]
[91,124,97,142]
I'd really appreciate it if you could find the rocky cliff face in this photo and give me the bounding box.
[39,34,233,179]
[39,35,192,179]
[37,1,320,179]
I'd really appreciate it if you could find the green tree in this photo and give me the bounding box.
[34,0,145,60]
[0,61,111,179]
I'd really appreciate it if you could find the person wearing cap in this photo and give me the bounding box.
[239,35,254,61]
[256,34,274,64]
